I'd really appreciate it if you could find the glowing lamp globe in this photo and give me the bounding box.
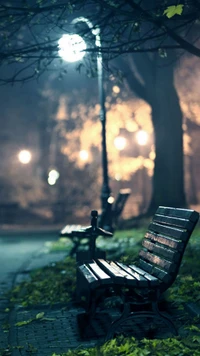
[58,34,86,62]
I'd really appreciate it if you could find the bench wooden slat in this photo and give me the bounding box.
[109,262,136,281]
[153,214,194,230]
[112,189,131,218]
[157,206,199,223]
[110,261,147,286]
[97,259,128,284]
[87,261,112,284]
[148,222,189,241]
[139,250,176,273]
[142,240,180,262]
[128,264,160,287]
[116,262,149,287]
[60,224,85,235]
[78,264,100,288]
[145,232,184,251]
[139,260,171,284]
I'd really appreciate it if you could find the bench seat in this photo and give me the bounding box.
[78,259,160,289]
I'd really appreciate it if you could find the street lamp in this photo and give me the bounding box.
[58,17,111,212]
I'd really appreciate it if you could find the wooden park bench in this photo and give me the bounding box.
[60,211,113,259]
[76,206,199,339]
[60,189,131,257]
[99,188,131,231]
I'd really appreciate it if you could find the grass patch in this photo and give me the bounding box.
[9,256,76,307]
[52,334,200,356]
[167,228,200,306]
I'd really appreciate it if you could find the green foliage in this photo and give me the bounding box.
[15,311,55,327]
[167,228,200,306]
[9,256,76,306]
[163,5,184,18]
[51,335,200,356]
[48,227,147,262]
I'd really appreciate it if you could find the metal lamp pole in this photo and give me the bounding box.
[71,17,111,212]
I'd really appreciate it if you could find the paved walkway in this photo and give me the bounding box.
[1,246,200,356]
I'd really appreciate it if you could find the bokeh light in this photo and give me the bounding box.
[112,85,120,94]
[48,169,60,185]
[79,150,89,161]
[114,136,127,150]
[135,130,148,146]
[18,150,32,164]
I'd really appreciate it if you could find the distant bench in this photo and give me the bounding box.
[99,188,131,231]
[60,211,113,259]
[60,189,131,257]
[76,206,199,339]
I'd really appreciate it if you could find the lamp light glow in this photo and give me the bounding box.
[58,34,86,62]
[114,136,127,151]
[18,150,32,164]
[136,130,148,146]
[48,169,60,185]
[79,150,89,161]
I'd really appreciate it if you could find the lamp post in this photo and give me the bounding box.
[58,17,111,212]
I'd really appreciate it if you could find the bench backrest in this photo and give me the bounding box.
[112,189,131,221]
[138,206,199,292]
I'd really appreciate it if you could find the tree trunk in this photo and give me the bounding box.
[124,52,187,216]
[147,56,187,214]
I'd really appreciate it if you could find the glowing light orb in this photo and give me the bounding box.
[18,150,32,164]
[112,85,120,94]
[114,136,127,151]
[107,196,115,204]
[136,130,148,146]
[115,173,122,181]
[48,169,60,185]
[79,150,89,161]
[58,34,86,62]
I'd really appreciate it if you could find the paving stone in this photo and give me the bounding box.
[7,302,188,356]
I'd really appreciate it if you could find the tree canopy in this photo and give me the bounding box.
[0,0,200,82]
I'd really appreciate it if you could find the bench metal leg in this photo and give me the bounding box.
[106,301,178,340]
[152,302,178,336]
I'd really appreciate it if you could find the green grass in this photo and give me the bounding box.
[9,256,76,307]
[52,335,200,356]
